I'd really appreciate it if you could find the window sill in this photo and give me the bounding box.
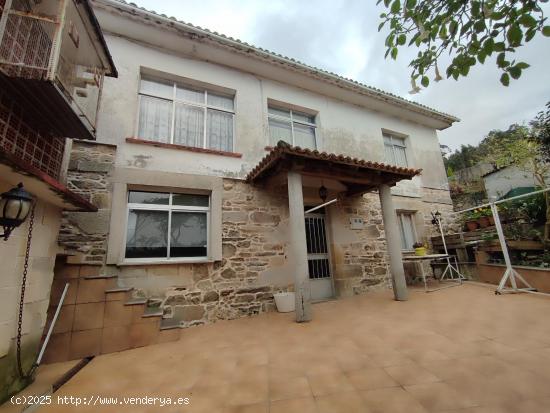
[119,258,214,266]
[126,137,243,158]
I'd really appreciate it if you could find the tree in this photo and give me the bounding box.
[531,101,550,161]
[483,127,550,244]
[377,0,550,90]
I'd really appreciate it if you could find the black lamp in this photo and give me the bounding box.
[0,183,33,241]
[431,210,442,226]
[319,185,328,202]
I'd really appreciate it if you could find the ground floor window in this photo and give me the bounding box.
[125,190,209,260]
[397,211,417,250]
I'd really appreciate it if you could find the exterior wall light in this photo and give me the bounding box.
[319,185,328,202]
[0,183,33,241]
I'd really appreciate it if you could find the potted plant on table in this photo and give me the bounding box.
[477,208,491,228]
[413,242,427,256]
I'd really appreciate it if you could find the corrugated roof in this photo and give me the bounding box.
[95,0,459,125]
[246,141,422,183]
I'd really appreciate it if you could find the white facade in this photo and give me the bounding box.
[483,165,545,200]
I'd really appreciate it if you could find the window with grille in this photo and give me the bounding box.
[383,133,408,167]
[125,190,210,261]
[268,105,317,149]
[137,77,235,152]
[397,212,417,250]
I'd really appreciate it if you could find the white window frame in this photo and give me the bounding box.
[383,133,408,167]
[397,211,418,251]
[123,191,211,264]
[136,76,235,152]
[267,105,317,149]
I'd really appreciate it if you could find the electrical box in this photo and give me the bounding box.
[350,217,364,230]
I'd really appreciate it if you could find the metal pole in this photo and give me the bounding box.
[457,187,550,214]
[305,198,338,214]
[36,283,69,366]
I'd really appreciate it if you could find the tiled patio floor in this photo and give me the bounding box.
[11,283,550,412]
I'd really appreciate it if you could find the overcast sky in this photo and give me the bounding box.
[134,0,549,152]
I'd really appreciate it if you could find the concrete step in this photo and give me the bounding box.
[83,274,118,280]
[142,306,164,318]
[124,298,148,306]
[105,287,133,301]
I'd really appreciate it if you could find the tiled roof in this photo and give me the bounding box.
[96,0,459,125]
[246,141,422,183]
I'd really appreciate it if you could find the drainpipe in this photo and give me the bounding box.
[287,171,312,321]
[379,184,408,301]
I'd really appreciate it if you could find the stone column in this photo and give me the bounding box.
[379,184,408,301]
[287,171,312,322]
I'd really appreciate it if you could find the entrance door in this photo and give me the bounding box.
[305,210,333,301]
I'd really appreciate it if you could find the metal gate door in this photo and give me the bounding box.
[305,211,333,301]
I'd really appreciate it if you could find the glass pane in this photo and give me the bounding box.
[394,146,408,167]
[293,111,315,124]
[268,106,291,119]
[268,118,292,146]
[140,78,173,99]
[176,85,204,104]
[399,214,416,250]
[207,109,233,152]
[207,92,234,111]
[170,212,207,257]
[392,137,406,147]
[173,103,205,148]
[293,123,316,149]
[125,210,168,258]
[138,95,172,143]
[173,193,209,207]
[384,144,395,164]
[128,191,169,205]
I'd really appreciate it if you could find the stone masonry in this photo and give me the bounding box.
[57,140,116,264]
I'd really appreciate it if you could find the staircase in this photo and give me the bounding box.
[42,264,180,364]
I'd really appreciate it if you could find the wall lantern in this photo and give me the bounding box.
[431,210,442,226]
[0,183,33,241]
[318,185,328,203]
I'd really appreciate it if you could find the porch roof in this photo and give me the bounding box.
[246,142,422,195]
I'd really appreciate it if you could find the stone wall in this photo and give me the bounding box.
[58,140,116,264]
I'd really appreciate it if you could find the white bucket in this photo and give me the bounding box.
[273,292,295,313]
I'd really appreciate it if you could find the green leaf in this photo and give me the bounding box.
[384,0,391,7]
[543,26,550,37]
[509,66,521,79]
[519,14,537,28]
[500,72,510,86]
[421,76,429,87]
[507,24,523,46]
[493,42,505,52]
[390,0,401,13]
[449,20,458,36]
[474,20,486,33]
[525,29,537,42]
[405,0,416,9]
[397,34,406,45]
[439,25,447,39]
[515,62,530,70]
[378,21,386,31]
[477,51,486,64]
[391,47,398,59]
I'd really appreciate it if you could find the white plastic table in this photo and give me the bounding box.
[402,253,463,292]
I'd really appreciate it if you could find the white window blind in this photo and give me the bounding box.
[268,106,317,149]
[397,212,417,250]
[138,77,234,152]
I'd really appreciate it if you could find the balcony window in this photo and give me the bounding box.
[137,77,235,153]
[268,106,317,149]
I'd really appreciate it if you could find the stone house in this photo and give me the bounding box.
[0,0,116,400]
[42,0,459,362]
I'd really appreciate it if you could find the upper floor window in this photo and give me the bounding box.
[138,77,234,152]
[125,190,209,261]
[383,133,408,167]
[268,106,317,149]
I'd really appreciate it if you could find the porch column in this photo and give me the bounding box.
[287,170,312,322]
[378,184,409,301]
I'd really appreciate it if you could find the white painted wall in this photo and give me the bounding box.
[0,181,61,359]
[95,33,449,194]
[483,166,543,200]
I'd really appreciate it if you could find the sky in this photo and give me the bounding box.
[132,0,549,152]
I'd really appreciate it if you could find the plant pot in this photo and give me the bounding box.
[465,220,479,231]
[273,292,295,313]
[488,216,495,226]
[414,247,427,256]
[477,216,490,228]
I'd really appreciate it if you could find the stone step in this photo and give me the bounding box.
[142,306,163,318]
[124,298,148,306]
[104,287,133,301]
[160,318,181,330]
[83,274,118,280]
[105,287,133,293]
